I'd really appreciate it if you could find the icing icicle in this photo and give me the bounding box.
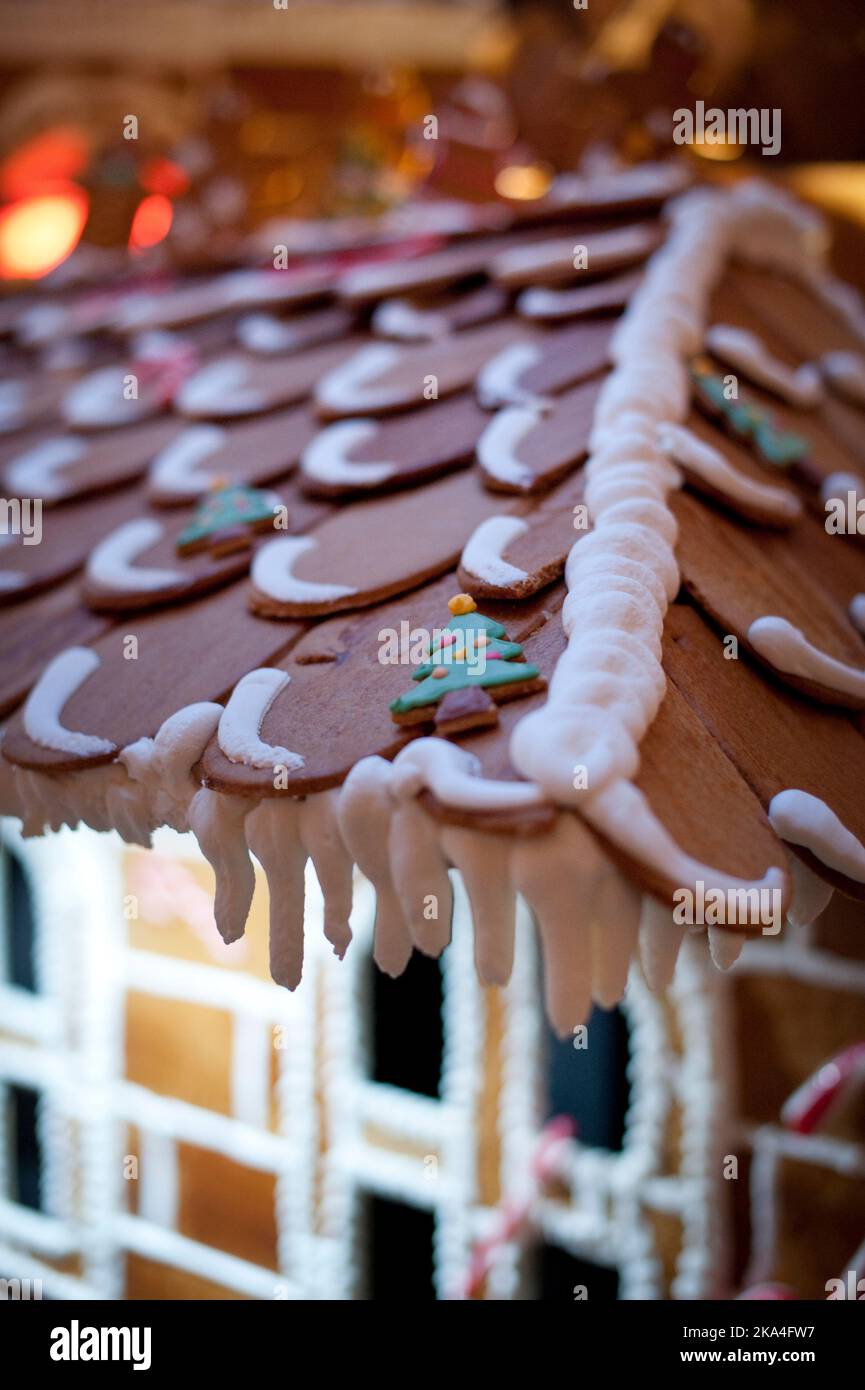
[337,757,413,977]
[187,788,258,944]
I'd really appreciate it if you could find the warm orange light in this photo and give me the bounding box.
[692,139,744,163]
[129,193,174,252]
[141,157,190,199]
[0,126,89,200]
[0,186,88,279]
[494,162,554,201]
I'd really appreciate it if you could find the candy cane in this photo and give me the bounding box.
[134,341,200,407]
[780,1040,865,1135]
[739,1042,865,1300]
[453,1115,575,1300]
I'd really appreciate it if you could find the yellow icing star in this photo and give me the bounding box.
[448,593,477,616]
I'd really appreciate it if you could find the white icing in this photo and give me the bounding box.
[86,518,182,594]
[707,926,744,971]
[820,470,864,508]
[748,615,865,700]
[4,437,87,500]
[590,870,642,1007]
[0,380,25,432]
[440,824,516,986]
[251,536,357,607]
[786,855,834,929]
[23,648,115,758]
[511,815,601,1033]
[114,291,172,331]
[245,798,307,988]
[507,181,854,826]
[187,788,257,943]
[459,514,529,588]
[218,668,304,771]
[177,360,266,417]
[516,286,576,321]
[637,897,685,994]
[387,797,453,958]
[149,425,227,498]
[822,350,865,407]
[15,302,66,346]
[63,367,154,428]
[517,275,635,322]
[337,757,412,976]
[391,737,545,813]
[316,343,402,415]
[584,778,787,916]
[0,570,25,592]
[769,788,865,883]
[221,268,301,308]
[657,422,801,522]
[477,404,543,489]
[298,790,353,960]
[476,342,545,409]
[119,701,222,832]
[705,323,823,407]
[8,700,220,841]
[236,313,296,355]
[372,299,449,342]
[300,420,394,490]
[547,161,690,209]
[849,594,865,636]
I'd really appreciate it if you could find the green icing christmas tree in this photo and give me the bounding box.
[177,484,278,554]
[692,363,809,468]
[389,593,540,722]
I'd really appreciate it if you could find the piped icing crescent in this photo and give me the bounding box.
[22,648,116,758]
[86,518,183,594]
[251,535,357,607]
[218,668,305,771]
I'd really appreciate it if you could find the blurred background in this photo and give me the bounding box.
[0,0,863,285]
[1,0,864,1303]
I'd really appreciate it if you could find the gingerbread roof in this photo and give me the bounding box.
[2,161,865,1033]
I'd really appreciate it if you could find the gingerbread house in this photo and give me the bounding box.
[1,156,864,1299]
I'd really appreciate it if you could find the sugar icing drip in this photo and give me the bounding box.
[769,788,865,884]
[748,615,865,702]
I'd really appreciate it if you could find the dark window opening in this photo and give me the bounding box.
[366,1195,436,1301]
[537,1242,620,1301]
[9,1085,41,1210]
[2,843,37,992]
[370,950,444,1098]
[546,1004,631,1151]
